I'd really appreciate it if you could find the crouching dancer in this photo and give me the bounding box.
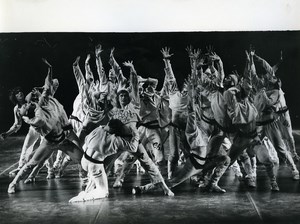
[8,59,86,194]
[69,119,139,202]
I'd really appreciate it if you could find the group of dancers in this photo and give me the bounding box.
[1,44,299,202]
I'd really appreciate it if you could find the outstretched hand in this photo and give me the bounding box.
[95,44,103,56]
[110,47,115,58]
[209,52,220,61]
[186,46,201,59]
[206,45,214,55]
[245,50,250,61]
[197,56,206,68]
[192,49,201,59]
[42,58,52,67]
[85,54,91,63]
[185,45,193,56]
[160,47,173,59]
[123,60,134,68]
[249,45,255,56]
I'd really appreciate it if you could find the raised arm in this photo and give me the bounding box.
[160,47,178,93]
[247,49,266,90]
[42,58,53,89]
[85,54,94,86]
[72,56,86,95]
[95,44,108,93]
[38,58,54,106]
[272,51,283,73]
[243,50,252,82]
[185,77,201,149]
[209,52,225,86]
[253,52,274,77]
[186,46,201,79]
[109,48,127,85]
[123,61,140,105]
[95,44,107,83]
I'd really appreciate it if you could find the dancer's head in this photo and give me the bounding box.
[106,119,125,136]
[116,89,130,108]
[9,87,25,106]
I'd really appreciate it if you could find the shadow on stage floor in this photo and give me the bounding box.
[1,132,300,224]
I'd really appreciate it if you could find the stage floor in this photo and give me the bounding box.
[1,132,300,224]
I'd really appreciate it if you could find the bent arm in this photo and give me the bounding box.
[1,106,22,139]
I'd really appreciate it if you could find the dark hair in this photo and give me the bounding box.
[108,119,124,136]
[115,90,130,108]
[8,87,23,105]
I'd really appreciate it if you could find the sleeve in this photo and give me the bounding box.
[129,66,140,108]
[163,58,179,95]
[185,110,207,148]
[73,62,85,95]
[147,77,159,89]
[223,88,239,122]
[158,68,170,98]
[109,54,127,86]
[115,134,139,153]
[224,88,258,124]
[265,90,280,106]
[39,71,53,107]
[255,55,275,76]
[85,59,94,86]
[215,59,225,87]
[95,53,109,94]
[82,83,94,108]
[5,106,23,134]
[248,56,266,90]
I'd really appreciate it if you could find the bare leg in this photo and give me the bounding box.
[8,140,54,193]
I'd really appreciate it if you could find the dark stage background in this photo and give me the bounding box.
[0,31,300,134]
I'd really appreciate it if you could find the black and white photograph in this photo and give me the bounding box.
[0,1,300,224]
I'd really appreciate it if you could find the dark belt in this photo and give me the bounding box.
[256,118,275,126]
[45,131,65,143]
[138,120,161,129]
[201,113,216,125]
[63,124,73,131]
[189,153,206,170]
[169,122,185,131]
[237,129,258,139]
[69,115,82,123]
[214,122,236,134]
[276,107,288,114]
[84,152,104,164]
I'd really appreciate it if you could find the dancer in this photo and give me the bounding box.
[8,59,86,194]
[69,119,139,202]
